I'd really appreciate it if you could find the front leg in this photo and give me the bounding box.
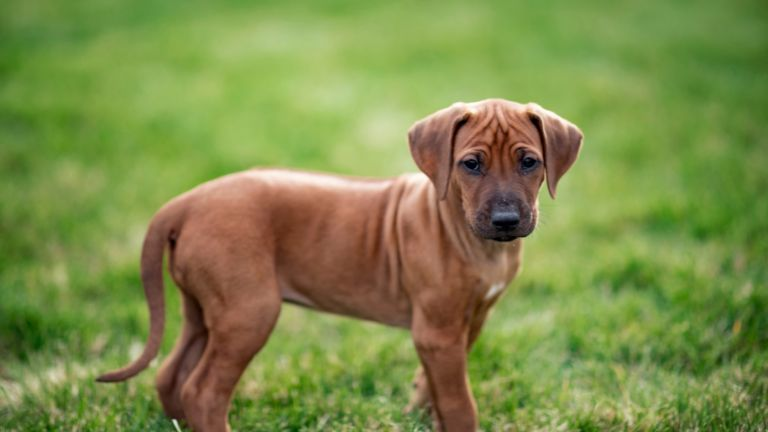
[411,310,477,432]
[406,308,491,419]
[405,366,431,414]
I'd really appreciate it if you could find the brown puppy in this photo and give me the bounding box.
[98,99,582,431]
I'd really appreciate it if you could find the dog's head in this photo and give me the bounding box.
[409,99,582,242]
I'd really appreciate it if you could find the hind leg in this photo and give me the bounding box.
[156,293,208,420]
[180,278,281,432]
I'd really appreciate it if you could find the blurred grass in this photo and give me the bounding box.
[1,0,767,430]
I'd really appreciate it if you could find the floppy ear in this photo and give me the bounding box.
[527,103,584,199]
[408,103,473,200]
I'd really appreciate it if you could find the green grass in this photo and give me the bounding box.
[1,0,767,430]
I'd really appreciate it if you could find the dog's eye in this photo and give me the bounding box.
[521,156,539,171]
[462,159,481,173]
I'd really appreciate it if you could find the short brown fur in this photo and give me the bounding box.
[98,99,583,431]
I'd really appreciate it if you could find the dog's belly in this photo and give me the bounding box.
[276,274,412,328]
[279,284,318,308]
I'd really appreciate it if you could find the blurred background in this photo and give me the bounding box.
[1,0,766,430]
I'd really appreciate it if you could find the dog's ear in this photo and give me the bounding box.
[408,103,473,200]
[527,103,583,199]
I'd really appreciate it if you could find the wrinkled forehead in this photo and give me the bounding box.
[455,101,542,151]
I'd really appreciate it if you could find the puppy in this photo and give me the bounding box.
[98,99,583,431]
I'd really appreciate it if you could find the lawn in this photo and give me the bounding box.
[1,0,767,430]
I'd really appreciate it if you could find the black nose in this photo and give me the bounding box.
[491,209,520,230]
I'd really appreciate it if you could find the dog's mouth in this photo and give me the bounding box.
[488,228,533,242]
[489,234,520,242]
[471,225,533,243]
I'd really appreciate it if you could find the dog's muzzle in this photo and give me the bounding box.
[473,203,534,242]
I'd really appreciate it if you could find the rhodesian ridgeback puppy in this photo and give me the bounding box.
[98,99,583,431]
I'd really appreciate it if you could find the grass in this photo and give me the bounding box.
[1,0,767,430]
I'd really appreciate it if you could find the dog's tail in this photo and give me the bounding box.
[96,203,180,383]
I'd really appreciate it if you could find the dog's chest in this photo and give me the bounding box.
[484,282,507,301]
[473,241,522,302]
